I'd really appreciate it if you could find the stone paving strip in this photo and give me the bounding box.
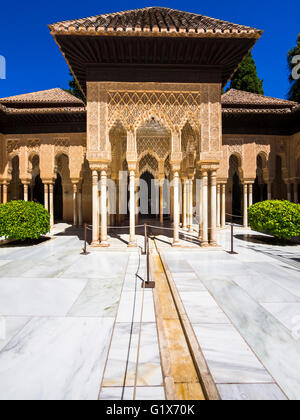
[159,227,299,400]
[99,252,165,400]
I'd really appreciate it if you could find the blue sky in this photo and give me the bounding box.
[0,0,299,99]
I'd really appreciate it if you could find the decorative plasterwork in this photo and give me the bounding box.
[7,139,20,155]
[107,91,201,132]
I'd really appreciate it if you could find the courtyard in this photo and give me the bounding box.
[0,224,299,400]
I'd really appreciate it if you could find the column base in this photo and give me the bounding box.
[201,240,209,247]
[209,241,217,246]
[128,241,137,248]
[99,241,110,248]
[172,240,181,247]
[90,241,100,247]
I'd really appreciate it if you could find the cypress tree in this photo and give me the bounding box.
[65,72,86,103]
[287,34,300,103]
[229,52,264,95]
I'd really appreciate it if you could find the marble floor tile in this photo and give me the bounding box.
[0,317,114,400]
[0,277,88,316]
[233,275,300,303]
[193,324,273,384]
[60,253,129,279]
[0,260,12,268]
[171,273,206,292]
[100,386,165,400]
[261,303,300,333]
[179,292,230,324]
[116,291,155,323]
[0,317,30,352]
[201,277,300,400]
[102,323,163,387]
[217,384,288,401]
[67,276,124,318]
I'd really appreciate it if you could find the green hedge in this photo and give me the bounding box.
[248,200,300,240]
[0,200,50,241]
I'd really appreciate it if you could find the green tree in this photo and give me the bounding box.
[228,52,264,94]
[65,73,86,103]
[287,34,300,103]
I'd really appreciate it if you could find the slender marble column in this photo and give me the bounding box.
[0,184,2,203]
[44,184,49,211]
[92,171,99,245]
[135,181,139,225]
[287,183,292,202]
[221,183,226,228]
[182,179,187,230]
[188,178,193,233]
[155,179,159,219]
[2,183,7,204]
[129,170,136,246]
[172,171,180,246]
[201,171,208,246]
[243,183,248,228]
[100,170,109,247]
[198,176,203,240]
[78,188,83,227]
[49,183,54,227]
[72,184,78,226]
[216,184,221,228]
[267,182,272,200]
[160,179,164,225]
[210,171,217,245]
[23,183,29,202]
[294,182,298,204]
[248,184,253,207]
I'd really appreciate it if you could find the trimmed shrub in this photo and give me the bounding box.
[0,200,50,241]
[248,200,300,240]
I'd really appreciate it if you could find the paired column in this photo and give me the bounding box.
[201,171,208,246]
[128,170,136,247]
[49,183,54,227]
[160,179,164,225]
[294,182,298,204]
[72,184,78,226]
[216,184,221,228]
[44,183,49,211]
[287,183,292,202]
[209,171,217,246]
[172,170,180,246]
[100,170,109,247]
[92,171,99,245]
[188,178,193,233]
[182,179,187,230]
[221,183,226,228]
[267,182,272,201]
[2,183,7,204]
[23,183,29,202]
[78,187,83,227]
[243,183,248,228]
[248,184,253,207]
[198,175,203,240]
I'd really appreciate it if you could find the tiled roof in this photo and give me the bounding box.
[49,7,262,36]
[222,89,297,108]
[0,106,86,114]
[0,88,84,105]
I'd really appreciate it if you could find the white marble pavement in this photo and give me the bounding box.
[0,231,164,400]
[0,235,128,400]
[162,226,300,400]
[100,252,165,400]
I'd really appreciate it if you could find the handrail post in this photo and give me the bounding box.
[228,223,238,255]
[81,223,90,255]
[142,223,155,288]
